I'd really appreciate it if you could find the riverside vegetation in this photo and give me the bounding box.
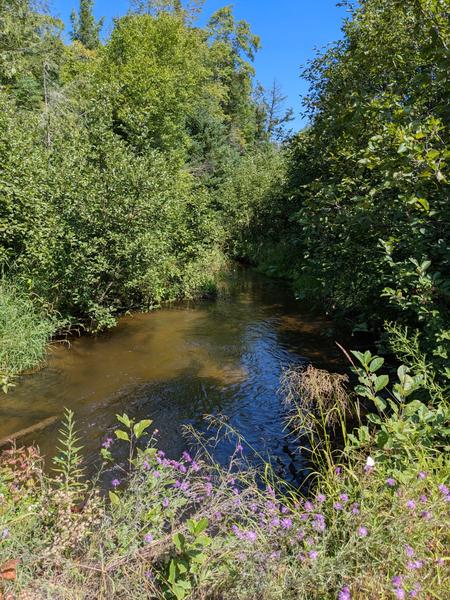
[0,0,449,598]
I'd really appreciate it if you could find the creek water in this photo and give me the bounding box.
[0,268,344,482]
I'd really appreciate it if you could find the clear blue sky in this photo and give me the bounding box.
[52,1,349,130]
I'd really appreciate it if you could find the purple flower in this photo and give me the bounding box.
[405,545,415,557]
[144,533,154,544]
[339,494,349,503]
[406,560,423,571]
[386,478,396,487]
[102,437,113,449]
[406,500,416,510]
[270,517,280,527]
[438,483,449,496]
[236,443,243,452]
[392,576,403,587]
[333,502,343,511]
[335,467,342,475]
[351,503,360,515]
[162,498,169,508]
[304,501,314,512]
[1,528,9,540]
[358,526,368,538]
[420,510,432,520]
[180,481,190,492]
[245,531,257,542]
[191,461,200,472]
[409,583,421,598]
[142,460,150,471]
[153,470,161,478]
[182,451,192,463]
[308,550,318,560]
[394,588,406,599]
[145,570,154,580]
[111,478,120,489]
[281,518,293,530]
[316,493,326,503]
[420,495,427,503]
[204,482,213,497]
[418,471,427,480]
[338,587,351,600]
[179,465,187,474]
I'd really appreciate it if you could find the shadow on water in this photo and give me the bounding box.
[0,267,346,483]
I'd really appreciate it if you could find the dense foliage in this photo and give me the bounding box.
[247,0,450,380]
[0,0,286,378]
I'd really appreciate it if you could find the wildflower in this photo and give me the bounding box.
[179,465,187,474]
[406,560,423,571]
[281,505,289,514]
[157,450,165,458]
[418,471,427,480]
[204,482,213,497]
[308,550,318,560]
[213,511,223,521]
[144,533,154,544]
[339,493,349,503]
[335,466,342,475]
[405,545,415,557]
[392,576,403,587]
[102,437,113,449]
[420,495,427,503]
[409,583,421,598]
[364,456,375,472]
[162,498,169,508]
[438,483,449,496]
[191,461,200,472]
[358,526,368,538]
[245,531,257,542]
[351,503,360,515]
[153,470,161,478]
[281,518,293,530]
[420,510,432,520]
[338,587,351,600]
[180,481,189,492]
[1,528,9,540]
[304,500,314,512]
[406,500,416,510]
[312,517,326,532]
[436,558,444,566]
[236,443,243,452]
[386,478,396,487]
[333,502,343,511]
[270,517,280,527]
[111,478,120,489]
[250,502,258,513]
[145,570,154,580]
[316,493,326,503]
[394,588,406,599]
[182,451,192,463]
[232,487,240,496]
[142,460,150,471]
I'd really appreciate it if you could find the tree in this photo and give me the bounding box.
[70,0,103,50]
[254,80,294,142]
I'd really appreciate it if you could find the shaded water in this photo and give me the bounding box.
[0,268,344,481]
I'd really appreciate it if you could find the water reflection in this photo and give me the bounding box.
[0,268,344,481]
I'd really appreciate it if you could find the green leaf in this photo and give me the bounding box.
[194,517,209,536]
[374,374,389,392]
[369,357,384,372]
[115,429,130,442]
[133,419,152,440]
[109,491,121,506]
[173,532,185,552]
[116,413,131,428]
[373,396,387,412]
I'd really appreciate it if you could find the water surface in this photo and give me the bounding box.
[0,269,343,481]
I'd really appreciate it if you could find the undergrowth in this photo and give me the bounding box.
[0,335,449,599]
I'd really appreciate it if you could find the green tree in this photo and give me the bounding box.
[70,0,103,50]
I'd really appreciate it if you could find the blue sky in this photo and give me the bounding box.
[52,1,349,130]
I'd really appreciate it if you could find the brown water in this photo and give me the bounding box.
[0,268,343,481]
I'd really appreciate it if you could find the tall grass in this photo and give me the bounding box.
[0,279,54,380]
